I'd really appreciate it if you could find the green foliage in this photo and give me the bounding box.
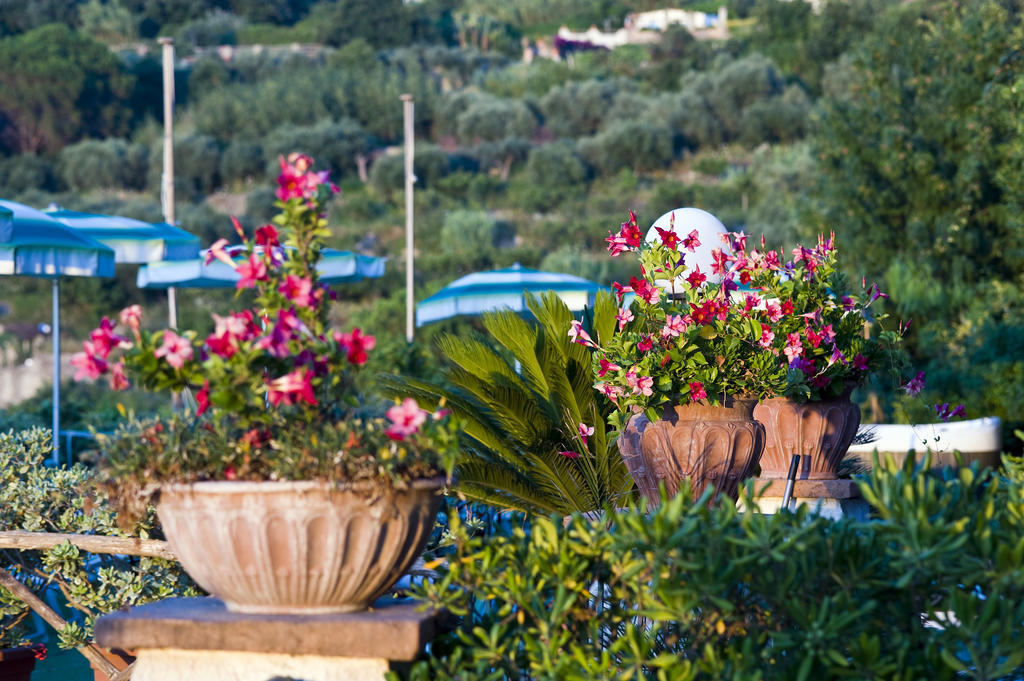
[0,24,133,154]
[219,139,265,186]
[370,144,451,195]
[263,119,374,181]
[306,0,412,48]
[58,138,149,191]
[397,456,1024,680]
[381,291,634,515]
[0,427,196,648]
[0,155,57,193]
[578,121,674,175]
[456,98,538,144]
[440,210,500,257]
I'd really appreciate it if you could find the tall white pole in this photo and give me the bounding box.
[51,280,60,466]
[159,37,178,330]
[401,94,415,343]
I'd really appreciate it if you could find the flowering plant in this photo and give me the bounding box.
[73,155,457,493]
[580,211,786,429]
[739,233,905,401]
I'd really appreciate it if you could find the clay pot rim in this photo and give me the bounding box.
[161,476,449,495]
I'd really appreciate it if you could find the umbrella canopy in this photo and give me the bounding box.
[136,245,387,289]
[0,201,115,278]
[0,199,116,466]
[44,207,200,264]
[416,263,605,327]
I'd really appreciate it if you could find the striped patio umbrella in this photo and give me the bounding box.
[416,263,605,327]
[0,199,116,465]
[43,207,200,264]
[136,245,386,289]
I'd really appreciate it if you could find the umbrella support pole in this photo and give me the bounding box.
[168,286,178,329]
[52,280,61,467]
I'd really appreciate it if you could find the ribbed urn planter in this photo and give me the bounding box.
[156,477,445,614]
[754,393,861,479]
[0,646,39,681]
[617,397,765,505]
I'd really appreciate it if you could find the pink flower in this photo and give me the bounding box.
[335,327,376,365]
[71,341,108,380]
[598,358,621,377]
[578,422,594,446]
[597,383,623,403]
[729,230,748,252]
[559,450,580,459]
[88,318,128,359]
[568,320,597,347]
[616,307,634,331]
[681,229,701,252]
[630,276,660,305]
[661,315,685,338]
[759,327,775,349]
[119,305,142,332]
[743,294,761,312]
[195,380,210,416]
[783,333,803,362]
[853,353,868,371]
[108,361,129,391]
[204,239,236,268]
[280,274,315,308]
[637,335,654,353]
[685,266,707,289]
[827,347,849,367]
[619,211,643,247]
[236,254,268,289]
[605,232,631,257]
[935,403,966,422]
[820,324,836,344]
[765,301,783,322]
[257,310,301,358]
[903,371,926,397]
[689,381,707,402]
[154,330,193,369]
[266,368,318,407]
[386,398,427,440]
[612,281,632,302]
[276,154,321,202]
[710,248,731,276]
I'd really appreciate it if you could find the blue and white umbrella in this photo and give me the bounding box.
[1,199,116,464]
[136,245,386,289]
[44,207,200,264]
[416,263,605,327]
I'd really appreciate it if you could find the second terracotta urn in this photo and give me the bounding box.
[617,397,765,505]
[753,394,861,479]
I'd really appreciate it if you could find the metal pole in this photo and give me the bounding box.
[781,454,800,511]
[51,280,60,466]
[159,36,178,330]
[401,94,415,343]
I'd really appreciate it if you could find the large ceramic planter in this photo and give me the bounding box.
[754,394,860,479]
[617,397,765,505]
[0,646,39,681]
[156,477,445,614]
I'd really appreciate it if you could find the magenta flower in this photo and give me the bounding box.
[765,301,783,322]
[598,358,621,377]
[236,254,269,289]
[710,248,731,276]
[89,318,128,359]
[335,327,376,365]
[280,274,315,308]
[853,353,869,371]
[386,398,427,440]
[655,226,681,250]
[266,367,317,407]
[789,356,814,374]
[578,422,594,446]
[827,347,849,367]
[689,381,707,402]
[685,266,707,289]
[254,224,279,248]
[935,403,966,422]
[729,230,748,252]
[119,305,142,332]
[70,341,108,380]
[204,239,236,268]
[559,450,580,459]
[810,374,831,389]
[807,328,823,348]
[759,327,775,349]
[783,333,803,362]
[903,371,926,397]
[195,380,210,416]
[154,330,193,369]
[568,320,597,347]
[637,335,654,353]
[616,307,634,331]
[605,232,630,256]
[630,276,660,305]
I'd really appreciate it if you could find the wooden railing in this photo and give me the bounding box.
[0,531,176,681]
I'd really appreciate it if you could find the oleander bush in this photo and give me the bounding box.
[397,454,1024,680]
[0,428,196,649]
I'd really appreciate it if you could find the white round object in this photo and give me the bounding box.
[645,207,730,287]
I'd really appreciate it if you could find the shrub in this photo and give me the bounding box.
[0,155,57,193]
[525,142,587,188]
[370,144,450,195]
[397,456,1024,680]
[263,119,373,181]
[58,138,148,191]
[0,428,196,648]
[219,140,265,185]
[438,209,499,257]
[578,121,674,175]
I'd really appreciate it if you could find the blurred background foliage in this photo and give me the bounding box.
[0,0,1022,449]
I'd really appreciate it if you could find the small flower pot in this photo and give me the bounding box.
[0,646,41,681]
[754,393,861,479]
[156,477,445,614]
[617,396,765,505]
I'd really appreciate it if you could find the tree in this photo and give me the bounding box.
[58,138,149,191]
[307,0,410,48]
[0,25,134,154]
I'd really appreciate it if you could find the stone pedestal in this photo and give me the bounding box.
[739,478,869,520]
[94,597,444,681]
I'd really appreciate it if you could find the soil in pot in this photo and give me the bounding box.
[618,397,765,505]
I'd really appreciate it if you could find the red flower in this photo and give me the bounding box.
[88,318,128,359]
[196,380,210,416]
[655,226,681,250]
[109,361,130,391]
[559,450,580,459]
[688,381,707,402]
[781,300,794,315]
[266,368,317,406]
[630,276,660,305]
[690,301,715,326]
[236,254,268,289]
[255,224,279,248]
[685,266,707,289]
[279,274,315,308]
[335,327,376,365]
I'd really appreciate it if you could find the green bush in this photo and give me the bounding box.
[398,455,1024,680]
[0,428,196,648]
[58,138,148,191]
[370,144,450,195]
[219,139,265,185]
[263,119,373,181]
[0,154,57,193]
[578,121,674,175]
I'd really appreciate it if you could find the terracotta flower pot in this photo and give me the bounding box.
[156,477,445,614]
[0,646,40,681]
[617,397,765,505]
[754,394,861,479]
